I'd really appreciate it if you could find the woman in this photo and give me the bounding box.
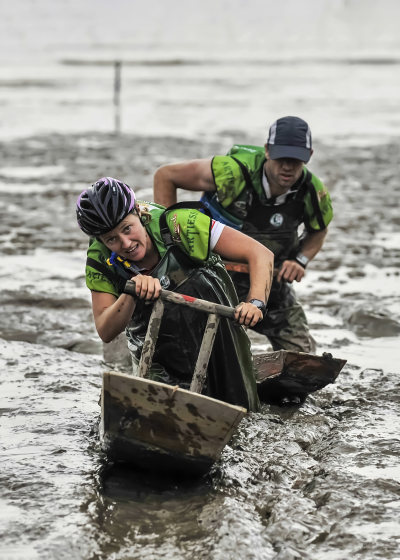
[77,177,273,411]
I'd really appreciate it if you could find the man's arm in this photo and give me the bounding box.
[277,228,328,283]
[153,158,216,207]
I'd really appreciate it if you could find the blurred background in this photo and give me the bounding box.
[1,0,400,144]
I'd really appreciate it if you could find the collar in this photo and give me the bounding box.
[262,167,304,205]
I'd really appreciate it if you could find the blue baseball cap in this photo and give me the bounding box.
[267,116,312,162]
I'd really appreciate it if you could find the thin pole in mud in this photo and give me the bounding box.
[114,61,122,135]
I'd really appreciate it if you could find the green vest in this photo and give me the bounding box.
[209,144,333,263]
[211,144,333,231]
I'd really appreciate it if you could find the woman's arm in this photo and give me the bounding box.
[91,275,162,343]
[213,227,274,327]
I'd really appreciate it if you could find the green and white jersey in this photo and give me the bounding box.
[85,202,223,297]
[211,144,333,232]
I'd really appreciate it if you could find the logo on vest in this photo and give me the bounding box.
[159,275,170,289]
[171,213,181,242]
[270,213,284,228]
[233,200,248,218]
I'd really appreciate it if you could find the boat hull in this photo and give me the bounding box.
[100,372,246,475]
[254,350,346,403]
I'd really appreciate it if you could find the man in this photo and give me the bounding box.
[153,116,333,353]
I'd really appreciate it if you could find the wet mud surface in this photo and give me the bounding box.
[0,133,399,559]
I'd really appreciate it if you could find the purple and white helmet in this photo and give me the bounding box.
[76,177,136,236]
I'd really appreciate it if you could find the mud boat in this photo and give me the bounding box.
[254,350,346,405]
[100,280,346,475]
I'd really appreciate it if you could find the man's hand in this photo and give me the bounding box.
[277,260,306,283]
[234,302,263,327]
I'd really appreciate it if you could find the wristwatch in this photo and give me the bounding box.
[295,253,310,269]
[248,299,267,317]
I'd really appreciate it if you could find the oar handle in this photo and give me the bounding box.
[123,279,236,320]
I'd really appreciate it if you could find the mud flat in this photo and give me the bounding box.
[0,133,399,559]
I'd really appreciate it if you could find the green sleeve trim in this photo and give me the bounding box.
[86,266,119,296]
[303,172,333,231]
[164,208,212,262]
[85,240,119,297]
[211,155,247,208]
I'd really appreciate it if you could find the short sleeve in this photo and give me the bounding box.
[165,208,212,262]
[211,155,247,207]
[85,241,119,297]
[304,174,333,231]
[210,220,225,250]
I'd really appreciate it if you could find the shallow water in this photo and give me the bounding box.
[0,133,399,559]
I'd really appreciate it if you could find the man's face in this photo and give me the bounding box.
[264,147,305,193]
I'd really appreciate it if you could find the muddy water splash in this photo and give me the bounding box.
[0,134,399,559]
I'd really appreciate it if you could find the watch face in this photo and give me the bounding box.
[249,299,266,313]
[296,254,309,267]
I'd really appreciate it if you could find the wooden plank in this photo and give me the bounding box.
[190,313,220,393]
[123,279,236,319]
[101,371,246,474]
[136,298,165,378]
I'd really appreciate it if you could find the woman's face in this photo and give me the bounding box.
[99,212,150,263]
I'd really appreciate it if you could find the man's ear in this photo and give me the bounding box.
[264,144,270,159]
